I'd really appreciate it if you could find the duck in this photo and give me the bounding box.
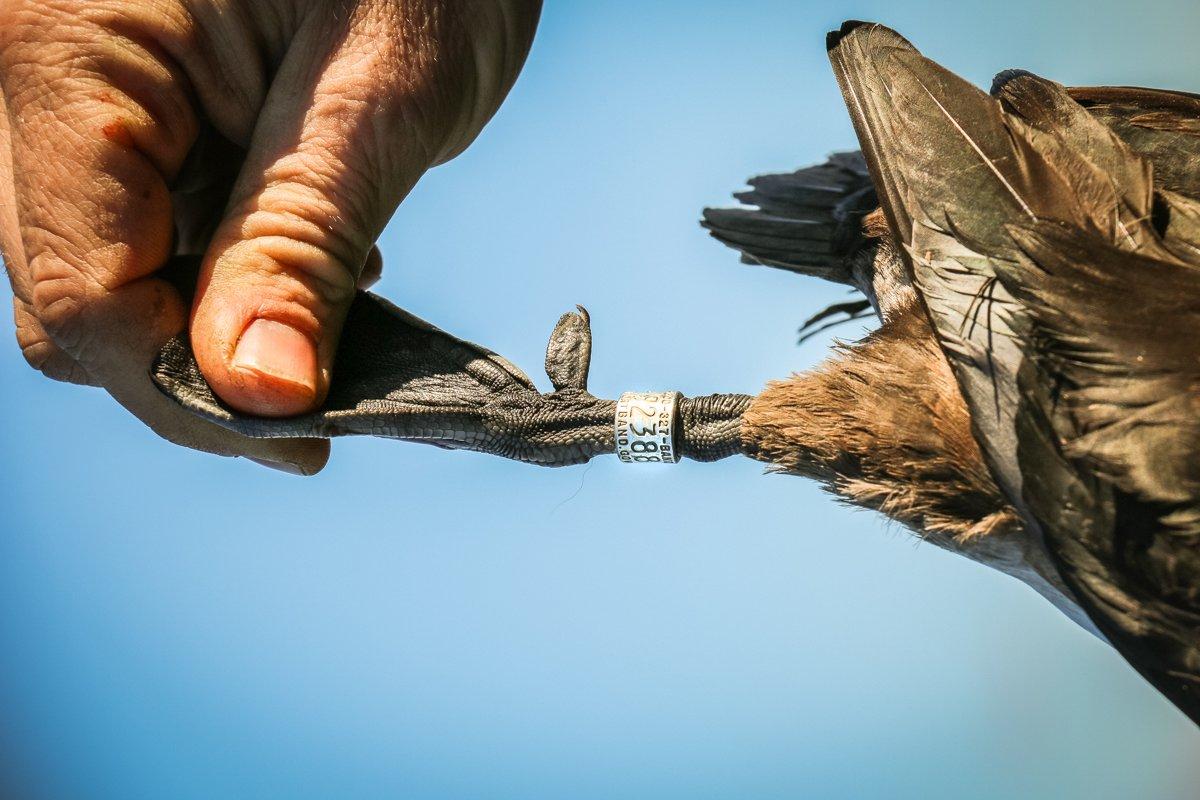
[152,21,1200,725]
[706,20,1200,724]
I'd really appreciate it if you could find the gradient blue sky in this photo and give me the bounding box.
[3,2,1200,798]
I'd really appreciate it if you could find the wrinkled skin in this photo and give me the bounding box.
[0,0,541,474]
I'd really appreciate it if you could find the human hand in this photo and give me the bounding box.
[0,0,540,474]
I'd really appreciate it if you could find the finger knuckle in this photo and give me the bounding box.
[234,195,365,310]
[29,271,91,349]
[19,340,90,384]
[13,305,89,384]
[14,319,50,372]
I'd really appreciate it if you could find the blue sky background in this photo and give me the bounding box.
[3,1,1200,798]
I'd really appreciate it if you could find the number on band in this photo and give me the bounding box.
[615,392,680,464]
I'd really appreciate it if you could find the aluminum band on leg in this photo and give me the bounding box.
[615,392,681,464]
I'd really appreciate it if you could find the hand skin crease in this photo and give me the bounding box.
[0,0,542,472]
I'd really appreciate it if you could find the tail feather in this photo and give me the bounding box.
[702,151,878,289]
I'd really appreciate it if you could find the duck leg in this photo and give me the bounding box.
[152,291,750,467]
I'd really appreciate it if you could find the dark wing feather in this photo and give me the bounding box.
[1066,85,1200,196]
[995,73,1200,259]
[827,20,1200,722]
[1003,222,1200,721]
[701,152,878,290]
[992,71,1157,236]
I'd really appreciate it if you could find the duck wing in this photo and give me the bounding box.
[995,73,1200,263]
[1066,85,1200,196]
[826,20,1120,514]
[1005,221,1200,724]
[827,20,1200,722]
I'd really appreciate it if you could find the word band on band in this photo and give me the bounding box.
[615,392,681,464]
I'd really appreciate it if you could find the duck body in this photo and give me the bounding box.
[707,22,1200,723]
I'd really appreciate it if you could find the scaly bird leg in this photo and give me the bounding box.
[153,291,750,467]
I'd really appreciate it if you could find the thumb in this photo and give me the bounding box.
[190,9,452,416]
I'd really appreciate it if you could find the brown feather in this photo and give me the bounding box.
[1067,85,1200,196]
[741,300,1019,546]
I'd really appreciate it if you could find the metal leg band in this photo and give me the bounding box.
[615,392,681,464]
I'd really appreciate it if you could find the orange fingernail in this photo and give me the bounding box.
[230,319,319,413]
